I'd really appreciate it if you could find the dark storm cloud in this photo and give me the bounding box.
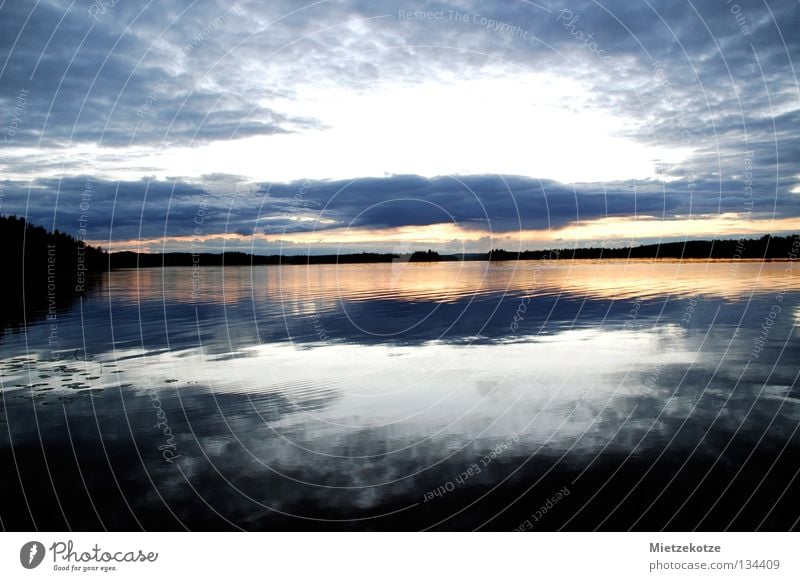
[2,174,797,248]
[255,173,800,233]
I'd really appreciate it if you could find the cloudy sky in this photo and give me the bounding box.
[1,0,799,254]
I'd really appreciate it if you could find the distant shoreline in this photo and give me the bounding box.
[108,234,799,267]
[2,215,797,271]
[108,256,797,268]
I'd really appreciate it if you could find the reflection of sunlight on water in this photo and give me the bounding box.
[103,260,800,307]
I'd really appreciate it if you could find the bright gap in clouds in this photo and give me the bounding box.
[149,73,689,184]
[95,214,800,254]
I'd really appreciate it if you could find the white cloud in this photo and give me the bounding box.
[65,72,691,184]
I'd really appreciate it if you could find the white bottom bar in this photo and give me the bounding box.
[1,532,797,580]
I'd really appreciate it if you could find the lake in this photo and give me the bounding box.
[1,259,799,530]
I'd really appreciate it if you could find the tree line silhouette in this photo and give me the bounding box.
[0,215,106,335]
[487,235,799,261]
[2,215,798,273]
[0,214,107,278]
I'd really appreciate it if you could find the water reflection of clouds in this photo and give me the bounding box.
[118,323,795,520]
[3,261,799,527]
[2,296,798,526]
[4,327,700,457]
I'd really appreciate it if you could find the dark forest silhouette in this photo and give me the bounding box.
[0,215,107,276]
[0,215,105,335]
[488,235,799,261]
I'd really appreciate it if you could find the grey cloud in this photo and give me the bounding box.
[0,0,798,242]
[1,173,797,252]
[0,0,321,150]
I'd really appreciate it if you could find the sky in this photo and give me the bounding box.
[0,0,799,254]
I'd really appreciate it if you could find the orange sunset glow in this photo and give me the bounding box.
[92,213,800,253]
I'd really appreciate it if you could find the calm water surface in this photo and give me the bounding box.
[1,260,799,530]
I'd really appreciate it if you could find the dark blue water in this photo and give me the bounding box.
[1,260,799,530]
